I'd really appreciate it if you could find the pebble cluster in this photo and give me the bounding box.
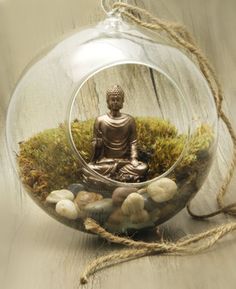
[46,178,178,231]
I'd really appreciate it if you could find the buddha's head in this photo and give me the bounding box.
[106,85,124,112]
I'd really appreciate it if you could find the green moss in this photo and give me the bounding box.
[18,117,214,201]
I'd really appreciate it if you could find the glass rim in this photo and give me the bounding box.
[66,60,192,188]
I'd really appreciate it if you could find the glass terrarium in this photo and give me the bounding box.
[6,13,217,234]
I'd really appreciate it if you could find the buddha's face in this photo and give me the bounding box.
[107,94,124,111]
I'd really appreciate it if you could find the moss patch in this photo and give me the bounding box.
[18,117,214,201]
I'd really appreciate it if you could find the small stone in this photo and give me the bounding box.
[147,178,177,203]
[67,183,85,196]
[84,199,114,214]
[130,210,149,224]
[75,191,103,209]
[107,208,126,226]
[46,189,74,204]
[121,193,144,216]
[112,187,138,206]
[56,199,79,220]
[84,199,114,224]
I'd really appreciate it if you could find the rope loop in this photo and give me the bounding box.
[101,0,126,16]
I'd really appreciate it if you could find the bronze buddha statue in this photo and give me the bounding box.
[84,85,148,183]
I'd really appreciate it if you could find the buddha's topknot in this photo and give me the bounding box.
[106,85,124,101]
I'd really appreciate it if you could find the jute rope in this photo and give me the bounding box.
[80,219,236,284]
[80,2,236,284]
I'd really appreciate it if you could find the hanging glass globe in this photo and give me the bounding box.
[6,8,217,233]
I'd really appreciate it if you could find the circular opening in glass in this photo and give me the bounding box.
[67,62,192,188]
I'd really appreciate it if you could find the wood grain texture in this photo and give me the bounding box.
[1,1,236,289]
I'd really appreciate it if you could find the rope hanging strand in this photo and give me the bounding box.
[80,2,236,284]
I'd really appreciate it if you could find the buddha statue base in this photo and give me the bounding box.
[84,158,148,184]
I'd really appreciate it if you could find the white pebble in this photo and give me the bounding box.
[147,178,177,203]
[121,193,144,216]
[56,200,79,220]
[46,189,74,204]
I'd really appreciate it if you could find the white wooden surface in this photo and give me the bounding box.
[1,1,236,288]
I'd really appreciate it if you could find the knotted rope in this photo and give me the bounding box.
[80,2,236,284]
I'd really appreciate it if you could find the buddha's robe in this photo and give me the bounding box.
[88,113,148,182]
